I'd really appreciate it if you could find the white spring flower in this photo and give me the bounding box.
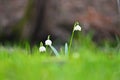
[45,39,52,46]
[39,46,46,52]
[45,35,52,46]
[74,24,81,31]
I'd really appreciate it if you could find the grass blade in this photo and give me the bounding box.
[65,43,68,56]
[49,45,60,56]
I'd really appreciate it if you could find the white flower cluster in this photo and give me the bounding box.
[39,36,52,52]
[39,22,82,54]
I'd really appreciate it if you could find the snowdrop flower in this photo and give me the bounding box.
[39,42,46,52]
[39,46,46,52]
[45,35,52,46]
[74,24,81,31]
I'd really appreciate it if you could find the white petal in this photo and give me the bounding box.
[74,25,81,31]
[45,39,52,46]
[39,46,46,52]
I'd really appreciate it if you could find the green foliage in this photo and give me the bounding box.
[0,22,120,80]
[0,35,120,80]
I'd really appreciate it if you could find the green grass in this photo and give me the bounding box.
[0,33,120,80]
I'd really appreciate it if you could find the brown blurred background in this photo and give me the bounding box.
[0,0,120,45]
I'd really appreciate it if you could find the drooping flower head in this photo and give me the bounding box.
[45,35,52,46]
[73,22,81,31]
[39,42,46,52]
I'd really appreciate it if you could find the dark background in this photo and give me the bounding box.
[0,0,120,45]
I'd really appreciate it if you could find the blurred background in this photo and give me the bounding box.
[0,0,120,45]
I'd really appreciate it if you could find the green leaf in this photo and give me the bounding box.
[49,45,60,56]
[65,43,68,56]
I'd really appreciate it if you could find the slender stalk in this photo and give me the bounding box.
[68,29,74,53]
[68,21,79,54]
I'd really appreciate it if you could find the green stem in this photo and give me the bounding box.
[68,21,79,54]
[68,30,75,54]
